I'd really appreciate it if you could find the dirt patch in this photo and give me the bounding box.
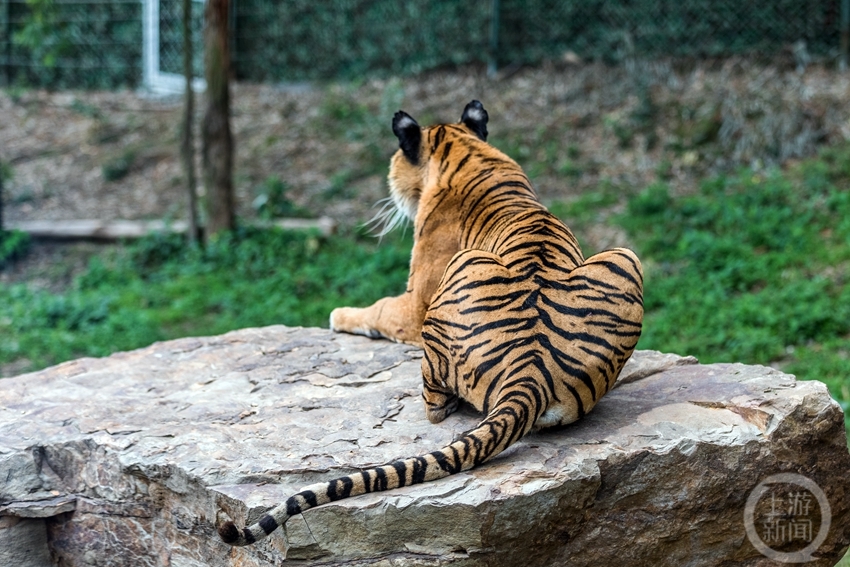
[2,59,849,241]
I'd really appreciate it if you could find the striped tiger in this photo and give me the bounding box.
[218,100,644,547]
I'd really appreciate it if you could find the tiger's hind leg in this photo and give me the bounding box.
[567,247,644,390]
[578,247,644,322]
[419,303,459,423]
[420,249,521,423]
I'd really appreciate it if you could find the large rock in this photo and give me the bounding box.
[0,325,848,566]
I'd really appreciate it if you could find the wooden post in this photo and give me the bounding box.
[3,0,11,86]
[488,0,500,77]
[202,0,235,241]
[841,0,849,71]
[182,0,199,244]
[0,161,5,234]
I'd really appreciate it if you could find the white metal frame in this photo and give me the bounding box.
[143,0,206,94]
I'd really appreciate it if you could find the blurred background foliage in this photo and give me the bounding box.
[0,0,847,88]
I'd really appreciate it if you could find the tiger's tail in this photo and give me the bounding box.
[217,395,533,547]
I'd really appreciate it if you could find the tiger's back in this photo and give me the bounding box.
[414,121,643,465]
[423,241,643,429]
[218,100,643,548]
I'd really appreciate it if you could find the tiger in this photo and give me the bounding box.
[218,100,644,547]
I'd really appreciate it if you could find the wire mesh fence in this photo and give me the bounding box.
[0,0,848,89]
[156,0,204,77]
[232,2,489,82]
[496,0,843,65]
[1,0,141,89]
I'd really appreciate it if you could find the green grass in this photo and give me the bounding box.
[0,229,31,267]
[617,144,850,429]
[0,227,410,374]
[547,180,621,236]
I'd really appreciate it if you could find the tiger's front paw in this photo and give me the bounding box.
[330,307,383,339]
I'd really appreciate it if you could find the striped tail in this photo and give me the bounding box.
[218,395,533,546]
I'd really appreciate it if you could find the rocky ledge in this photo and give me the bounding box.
[1,325,848,566]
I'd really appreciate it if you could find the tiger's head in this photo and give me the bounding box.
[385,100,490,226]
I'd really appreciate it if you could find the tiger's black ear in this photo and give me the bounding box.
[461,100,488,141]
[392,111,421,164]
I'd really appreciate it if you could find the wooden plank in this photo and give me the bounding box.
[7,217,337,240]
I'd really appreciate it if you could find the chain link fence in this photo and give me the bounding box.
[156,0,204,76]
[1,0,141,89]
[1,0,848,89]
[232,2,488,82]
[496,0,844,65]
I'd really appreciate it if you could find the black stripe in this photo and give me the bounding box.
[421,316,474,332]
[482,367,508,413]
[446,151,473,186]
[360,471,373,493]
[300,490,318,509]
[438,141,455,170]
[458,297,524,314]
[285,496,302,517]
[501,375,546,416]
[431,125,445,152]
[430,292,473,309]
[325,477,355,502]
[449,274,525,295]
[455,168,496,212]
[259,514,278,535]
[374,467,388,491]
[392,460,408,488]
[469,352,504,390]
[582,258,643,290]
[243,527,256,544]
[538,333,599,401]
[431,449,453,473]
[454,437,473,469]
[456,339,490,364]
[579,344,616,374]
[462,180,532,221]
[411,456,428,484]
[562,379,586,418]
[464,316,537,337]
[609,250,643,283]
[466,193,538,245]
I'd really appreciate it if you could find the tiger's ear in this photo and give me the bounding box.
[461,100,488,141]
[392,111,421,164]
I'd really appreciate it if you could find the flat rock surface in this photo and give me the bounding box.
[0,325,848,566]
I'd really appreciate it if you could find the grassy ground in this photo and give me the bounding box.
[0,226,411,372]
[552,144,850,434]
[624,144,850,430]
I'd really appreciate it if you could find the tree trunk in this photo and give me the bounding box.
[182,0,199,244]
[201,0,234,241]
[0,162,5,234]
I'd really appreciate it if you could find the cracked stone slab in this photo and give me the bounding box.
[0,325,848,566]
[0,495,77,518]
